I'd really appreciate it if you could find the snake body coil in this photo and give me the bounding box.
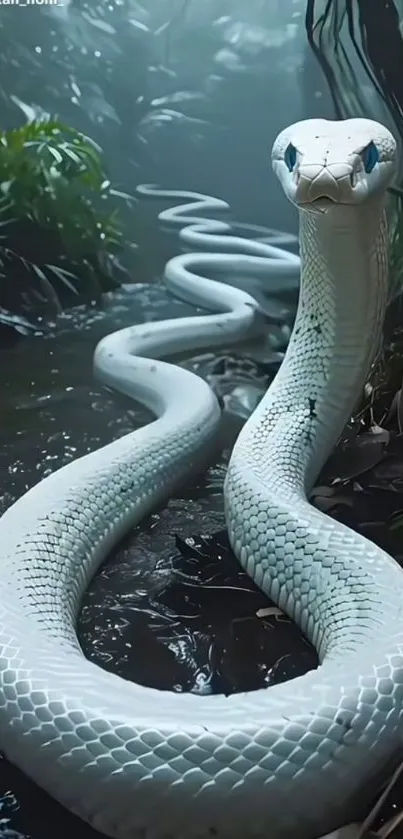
[1,118,403,839]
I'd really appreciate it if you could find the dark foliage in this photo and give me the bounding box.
[0,118,133,345]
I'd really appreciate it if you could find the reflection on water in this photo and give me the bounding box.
[0,285,195,515]
[0,279,318,838]
[80,509,318,698]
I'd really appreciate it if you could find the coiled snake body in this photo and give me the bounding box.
[1,118,403,839]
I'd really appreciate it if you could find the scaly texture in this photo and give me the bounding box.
[1,118,403,839]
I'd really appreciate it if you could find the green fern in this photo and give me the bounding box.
[0,118,127,323]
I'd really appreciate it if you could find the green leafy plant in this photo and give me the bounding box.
[0,117,130,334]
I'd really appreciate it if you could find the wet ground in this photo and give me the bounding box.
[4,280,403,837]
[0,281,316,838]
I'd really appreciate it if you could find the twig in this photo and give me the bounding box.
[360,760,403,838]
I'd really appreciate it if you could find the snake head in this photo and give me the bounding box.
[271,118,397,213]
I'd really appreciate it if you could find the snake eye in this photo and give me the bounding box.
[361,141,379,173]
[284,143,297,172]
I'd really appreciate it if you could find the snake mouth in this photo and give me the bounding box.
[297,196,340,214]
[311,196,338,211]
[312,196,336,205]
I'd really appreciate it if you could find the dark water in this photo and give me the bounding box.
[0,0,350,836]
[0,279,321,838]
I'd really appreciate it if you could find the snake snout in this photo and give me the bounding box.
[295,162,356,206]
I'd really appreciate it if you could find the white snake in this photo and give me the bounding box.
[1,118,403,839]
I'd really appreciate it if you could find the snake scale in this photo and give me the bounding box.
[1,118,403,839]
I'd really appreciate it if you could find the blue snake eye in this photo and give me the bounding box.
[361,141,379,173]
[284,143,297,172]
